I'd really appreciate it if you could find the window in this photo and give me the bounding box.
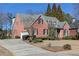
[32,29,38,35]
[42,19,43,24]
[38,18,43,24]
[46,20,48,23]
[43,29,48,35]
[64,29,68,37]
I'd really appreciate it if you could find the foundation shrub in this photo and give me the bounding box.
[32,38,43,43]
[15,36,20,39]
[64,36,77,40]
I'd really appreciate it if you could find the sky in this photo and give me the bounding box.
[0,3,77,30]
[0,3,75,17]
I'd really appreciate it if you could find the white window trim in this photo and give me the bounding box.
[43,29,48,35]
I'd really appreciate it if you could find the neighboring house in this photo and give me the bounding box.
[67,18,79,36]
[72,20,79,33]
[12,14,59,39]
[54,21,77,38]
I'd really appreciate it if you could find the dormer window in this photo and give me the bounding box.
[38,18,43,24]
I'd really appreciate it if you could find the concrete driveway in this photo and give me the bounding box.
[0,39,79,56]
[0,39,55,56]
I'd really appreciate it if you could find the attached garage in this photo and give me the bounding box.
[20,32,29,40]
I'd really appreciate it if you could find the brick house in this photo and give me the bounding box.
[12,14,77,39]
[12,14,59,39]
[54,21,78,38]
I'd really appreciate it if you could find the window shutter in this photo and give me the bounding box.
[43,29,45,35]
[42,19,43,24]
[37,29,38,35]
[47,29,48,35]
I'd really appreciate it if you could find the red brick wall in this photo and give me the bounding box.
[59,23,77,38]
[32,17,48,38]
[12,15,48,38]
[58,23,70,38]
[63,23,70,30]
[69,29,77,37]
[12,14,25,38]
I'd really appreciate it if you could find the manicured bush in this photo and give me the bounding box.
[29,37,33,42]
[63,44,71,50]
[0,35,12,39]
[70,36,77,40]
[15,36,20,39]
[76,34,79,40]
[63,36,71,40]
[48,37,55,40]
[33,38,43,43]
[29,40,32,42]
[1,35,11,39]
[63,36,77,40]
[42,38,48,40]
[1,36,7,39]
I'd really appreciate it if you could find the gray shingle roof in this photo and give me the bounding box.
[69,23,78,29]
[54,22,64,28]
[17,14,37,28]
[55,22,77,29]
[16,14,78,29]
[73,20,79,28]
[53,22,78,29]
[17,14,59,28]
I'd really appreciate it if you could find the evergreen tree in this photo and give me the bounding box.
[57,4,64,21]
[45,3,51,16]
[51,3,57,17]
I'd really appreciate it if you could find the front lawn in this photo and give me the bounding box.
[25,40,79,52]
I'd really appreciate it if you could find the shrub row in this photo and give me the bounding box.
[63,36,77,40]
[29,38,43,43]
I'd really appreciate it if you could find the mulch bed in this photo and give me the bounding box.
[24,40,71,52]
[42,46,67,52]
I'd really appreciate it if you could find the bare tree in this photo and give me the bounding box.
[7,13,14,37]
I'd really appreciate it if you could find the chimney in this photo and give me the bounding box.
[72,18,76,23]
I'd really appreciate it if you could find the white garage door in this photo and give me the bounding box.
[20,32,29,39]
